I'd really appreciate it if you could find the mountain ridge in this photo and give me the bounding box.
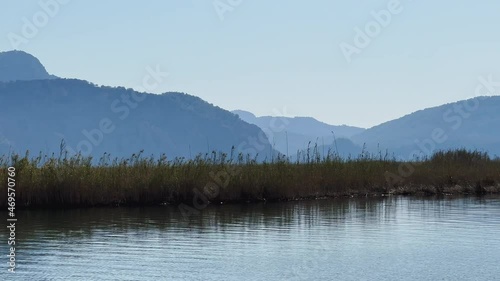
[0,50,57,82]
[2,50,499,160]
[232,109,365,156]
[352,96,500,158]
[0,52,275,160]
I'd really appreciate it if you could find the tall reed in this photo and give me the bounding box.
[0,148,499,208]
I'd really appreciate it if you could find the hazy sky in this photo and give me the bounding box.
[1,0,500,128]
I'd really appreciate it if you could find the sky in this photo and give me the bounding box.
[1,0,500,128]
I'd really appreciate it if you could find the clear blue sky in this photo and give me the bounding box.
[1,0,500,128]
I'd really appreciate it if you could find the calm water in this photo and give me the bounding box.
[1,196,500,280]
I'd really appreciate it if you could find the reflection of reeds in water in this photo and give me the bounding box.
[0,147,499,208]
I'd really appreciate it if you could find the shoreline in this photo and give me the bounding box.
[2,149,499,209]
[3,184,499,210]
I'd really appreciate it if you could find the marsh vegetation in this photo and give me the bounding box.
[1,148,499,208]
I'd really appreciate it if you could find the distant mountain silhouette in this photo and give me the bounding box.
[351,96,500,158]
[232,110,365,156]
[2,51,498,161]
[0,52,274,160]
[0,79,275,160]
[0,50,56,82]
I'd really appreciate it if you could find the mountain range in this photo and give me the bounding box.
[1,50,499,160]
[351,97,500,158]
[0,51,274,160]
[232,110,364,158]
[235,96,500,159]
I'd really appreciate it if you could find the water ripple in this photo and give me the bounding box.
[1,196,499,280]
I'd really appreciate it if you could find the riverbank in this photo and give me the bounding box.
[1,149,499,208]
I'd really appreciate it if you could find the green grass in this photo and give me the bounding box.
[1,148,499,208]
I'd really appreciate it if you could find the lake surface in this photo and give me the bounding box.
[2,196,500,280]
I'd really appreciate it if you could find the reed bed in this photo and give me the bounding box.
[1,148,499,208]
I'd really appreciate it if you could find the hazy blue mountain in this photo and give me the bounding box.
[0,50,56,82]
[0,52,274,160]
[233,110,365,137]
[351,96,500,158]
[0,79,275,160]
[3,51,497,161]
[232,110,365,156]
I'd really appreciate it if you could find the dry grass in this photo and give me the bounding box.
[1,148,499,208]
